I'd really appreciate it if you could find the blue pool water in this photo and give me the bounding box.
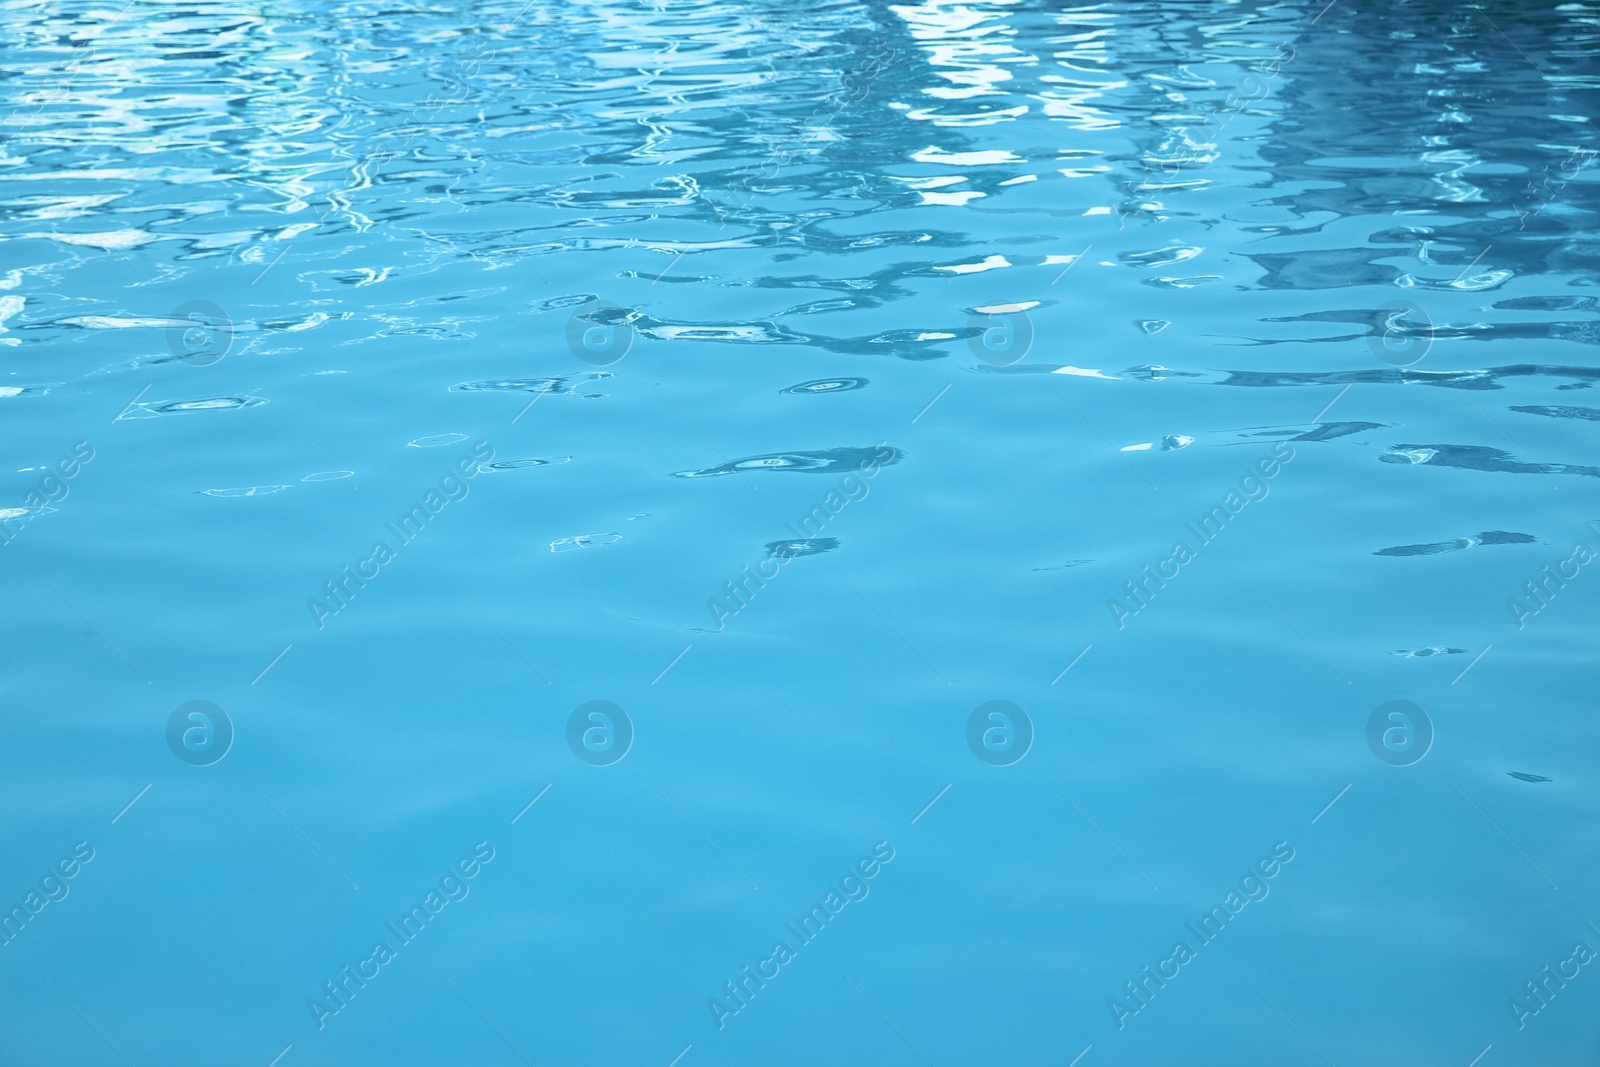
[4,1,1600,1063]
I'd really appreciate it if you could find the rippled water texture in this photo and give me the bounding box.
[4,1,1600,1063]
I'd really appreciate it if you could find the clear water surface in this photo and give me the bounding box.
[3,1,1599,1064]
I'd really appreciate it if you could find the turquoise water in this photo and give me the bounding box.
[4,0,1600,1063]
